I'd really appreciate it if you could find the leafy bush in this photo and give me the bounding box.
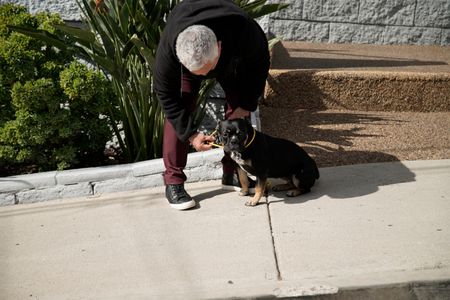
[0,4,114,175]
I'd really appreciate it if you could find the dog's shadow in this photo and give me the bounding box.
[194,188,232,203]
[191,161,416,207]
[266,161,416,205]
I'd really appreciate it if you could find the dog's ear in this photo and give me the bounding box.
[240,116,251,127]
[245,118,253,132]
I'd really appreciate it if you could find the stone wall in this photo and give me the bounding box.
[3,0,449,45]
[2,0,81,21]
[1,149,223,205]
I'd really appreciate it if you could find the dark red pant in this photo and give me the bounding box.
[162,75,239,185]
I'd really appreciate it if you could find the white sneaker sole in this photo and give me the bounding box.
[169,199,196,210]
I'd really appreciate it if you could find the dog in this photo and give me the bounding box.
[218,118,319,206]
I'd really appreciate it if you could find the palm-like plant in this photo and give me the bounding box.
[9,0,287,163]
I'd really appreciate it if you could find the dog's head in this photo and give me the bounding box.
[218,118,251,153]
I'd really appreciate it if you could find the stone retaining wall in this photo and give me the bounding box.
[3,0,449,45]
[0,149,223,206]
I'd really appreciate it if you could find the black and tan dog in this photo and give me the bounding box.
[218,118,319,206]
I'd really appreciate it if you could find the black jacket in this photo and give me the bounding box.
[153,0,270,142]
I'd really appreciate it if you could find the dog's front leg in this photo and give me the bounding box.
[237,168,250,196]
[246,177,267,206]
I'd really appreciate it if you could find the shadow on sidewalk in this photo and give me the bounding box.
[268,160,416,205]
[192,188,231,203]
[189,157,416,207]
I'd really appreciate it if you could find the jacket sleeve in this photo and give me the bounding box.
[153,42,199,143]
[236,19,270,112]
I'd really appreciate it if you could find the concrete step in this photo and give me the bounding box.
[264,42,450,112]
[261,42,450,168]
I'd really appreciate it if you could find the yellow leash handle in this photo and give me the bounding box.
[206,129,224,148]
[209,142,224,148]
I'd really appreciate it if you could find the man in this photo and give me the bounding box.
[154,0,270,210]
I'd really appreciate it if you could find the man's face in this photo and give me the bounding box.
[191,41,221,76]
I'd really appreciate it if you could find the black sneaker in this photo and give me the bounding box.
[221,173,256,193]
[165,184,196,210]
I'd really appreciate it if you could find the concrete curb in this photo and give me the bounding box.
[0,149,224,206]
[293,280,450,300]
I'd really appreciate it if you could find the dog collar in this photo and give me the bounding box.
[244,128,256,148]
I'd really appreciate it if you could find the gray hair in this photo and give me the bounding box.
[175,25,218,72]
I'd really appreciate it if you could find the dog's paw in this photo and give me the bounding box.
[286,190,300,197]
[239,189,249,196]
[286,188,310,197]
[245,200,258,206]
[245,196,260,206]
[273,183,295,192]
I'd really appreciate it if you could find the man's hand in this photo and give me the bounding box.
[228,107,250,119]
[189,132,215,152]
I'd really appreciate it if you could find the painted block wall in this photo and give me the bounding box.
[265,0,450,45]
[2,0,449,45]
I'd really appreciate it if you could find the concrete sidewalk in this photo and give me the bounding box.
[1,160,450,299]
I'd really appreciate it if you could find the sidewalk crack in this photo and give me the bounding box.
[265,199,282,280]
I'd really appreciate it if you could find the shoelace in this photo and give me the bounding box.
[169,185,188,199]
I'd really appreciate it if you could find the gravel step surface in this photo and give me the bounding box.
[260,107,450,168]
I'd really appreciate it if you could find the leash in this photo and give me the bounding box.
[244,128,256,148]
[207,129,224,148]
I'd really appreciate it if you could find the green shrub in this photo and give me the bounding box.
[0,4,67,127]
[1,63,113,173]
[0,4,114,175]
